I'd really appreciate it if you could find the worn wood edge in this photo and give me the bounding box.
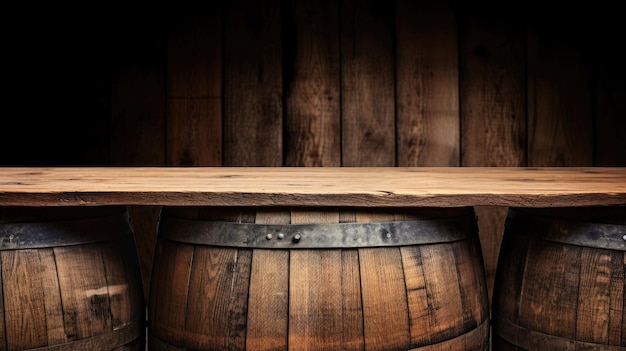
[0,167,624,207]
[0,192,624,208]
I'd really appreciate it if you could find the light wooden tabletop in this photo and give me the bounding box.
[0,167,624,207]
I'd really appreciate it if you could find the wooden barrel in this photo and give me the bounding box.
[0,206,145,351]
[148,206,490,350]
[492,206,626,350]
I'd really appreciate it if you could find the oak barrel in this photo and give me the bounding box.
[492,206,626,350]
[148,206,490,350]
[0,206,145,351]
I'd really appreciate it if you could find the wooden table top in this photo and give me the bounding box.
[0,167,624,207]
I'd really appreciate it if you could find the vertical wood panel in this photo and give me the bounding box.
[100,241,132,330]
[458,2,527,303]
[359,247,410,350]
[224,0,283,166]
[246,210,290,350]
[396,0,460,167]
[150,242,194,341]
[184,247,241,349]
[608,251,625,346]
[166,99,222,166]
[38,250,66,346]
[55,245,112,340]
[289,250,345,350]
[527,9,593,166]
[228,249,253,350]
[491,224,531,331]
[576,248,612,344]
[288,210,360,350]
[405,244,466,345]
[166,11,222,167]
[341,0,396,166]
[283,0,341,167]
[459,4,526,167]
[519,241,581,341]
[339,249,365,350]
[1,250,48,350]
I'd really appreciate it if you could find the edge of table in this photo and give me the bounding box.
[0,167,625,208]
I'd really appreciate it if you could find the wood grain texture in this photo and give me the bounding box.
[166,98,222,166]
[458,2,527,305]
[283,0,340,167]
[527,12,593,167]
[493,207,626,350]
[396,0,460,167]
[610,252,626,346]
[459,2,526,168]
[183,246,243,349]
[520,241,581,341]
[288,210,358,350]
[359,247,410,350]
[1,250,48,349]
[167,10,222,167]
[341,0,395,166]
[0,167,624,207]
[576,248,613,344]
[150,242,194,343]
[245,210,290,350]
[224,0,283,166]
[38,249,67,346]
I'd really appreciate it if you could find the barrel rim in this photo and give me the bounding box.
[493,314,626,351]
[21,320,144,351]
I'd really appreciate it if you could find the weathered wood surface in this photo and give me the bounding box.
[0,167,624,207]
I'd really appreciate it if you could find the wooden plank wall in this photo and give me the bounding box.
[2,1,625,303]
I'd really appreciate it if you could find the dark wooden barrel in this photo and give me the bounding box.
[148,206,490,350]
[0,206,145,351]
[492,206,626,351]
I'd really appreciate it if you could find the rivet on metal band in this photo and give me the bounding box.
[157,215,475,249]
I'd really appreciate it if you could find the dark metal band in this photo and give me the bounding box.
[494,315,625,351]
[158,215,475,249]
[0,212,133,250]
[25,320,143,350]
[507,209,626,251]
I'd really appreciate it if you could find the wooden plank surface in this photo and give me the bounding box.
[0,167,624,207]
